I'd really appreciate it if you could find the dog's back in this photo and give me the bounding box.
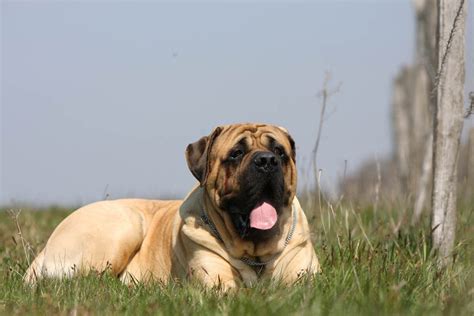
[24,199,182,283]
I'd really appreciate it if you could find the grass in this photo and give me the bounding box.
[0,200,473,315]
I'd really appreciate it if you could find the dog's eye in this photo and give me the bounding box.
[274,147,286,159]
[229,149,243,160]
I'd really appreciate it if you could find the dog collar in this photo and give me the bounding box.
[200,204,297,268]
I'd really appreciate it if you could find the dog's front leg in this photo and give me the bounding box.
[188,252,241,290]
[269,240,320,284]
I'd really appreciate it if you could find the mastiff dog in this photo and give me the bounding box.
[25,123,319,289]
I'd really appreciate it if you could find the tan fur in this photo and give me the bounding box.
[25,124,319,289]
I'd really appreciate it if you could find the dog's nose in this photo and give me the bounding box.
[254,152,278,173]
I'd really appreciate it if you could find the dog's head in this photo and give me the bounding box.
[186,123,297,241]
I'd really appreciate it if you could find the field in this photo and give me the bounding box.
[0,200,473,315]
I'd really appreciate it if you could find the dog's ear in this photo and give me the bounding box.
[277,126,296,161]
[287,133,296,161]
[185,126,223,185]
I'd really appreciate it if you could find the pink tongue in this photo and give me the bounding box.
[249,202,278,230]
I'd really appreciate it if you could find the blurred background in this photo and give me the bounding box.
[1,0,473,207]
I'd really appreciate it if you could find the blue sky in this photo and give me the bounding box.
[1,1,473,206]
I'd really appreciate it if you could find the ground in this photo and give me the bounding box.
[0,200,472,315]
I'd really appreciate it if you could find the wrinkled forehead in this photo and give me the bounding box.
[214,124,290,151]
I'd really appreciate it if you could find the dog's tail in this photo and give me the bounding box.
[23,249,45,285]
